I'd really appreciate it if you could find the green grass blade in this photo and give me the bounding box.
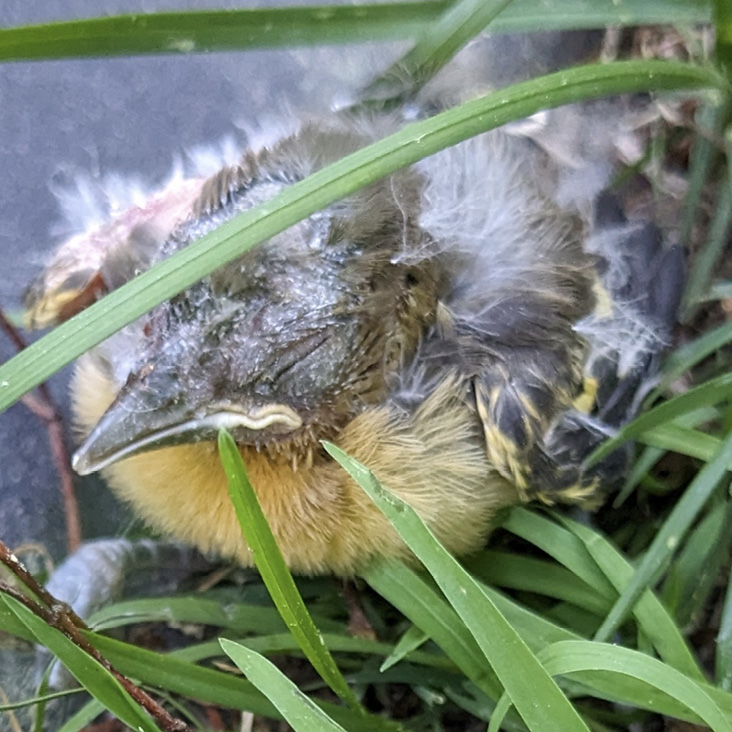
[614,445,666,506]
[593,430,732,644]
[359,0,514,106]
[464,550,611,616]
[478,584,732,723]
[325,442,590,732]
[505,509,701,678]
[715,0,732,79]
[57,699,107,732]
[0,594,162,732]
[380,625,429,672]
[0,689,81,714]
[362,560,503,699]
[88,633,396,732]
[616,408,725,503]
[172,631,455,672]
[0,1,713,63]
[717,557,732,690]
[88,596,339,634]
[540,641,732,732]
[681,177,732,316]
[221,639,348,732]
[501,509,616,600]
[0,602,36,643]
[554,516,701,678]
[639,422,728,463]
[663,499,732,627]
[0,60,720,414]
[0,4,447,62]
[369,561,732,724]
[679,101,729,290]
[588,370,732,465]
[217,430,363,713]
[487,692,515,732]
[653,320,732,398]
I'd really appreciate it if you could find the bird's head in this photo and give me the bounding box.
[73,126,445,474]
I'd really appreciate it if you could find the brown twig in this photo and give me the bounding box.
[0,540,190,732]
[0,307,81,552]
[0,537,86,626]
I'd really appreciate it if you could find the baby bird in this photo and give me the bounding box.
[25,110,683,575]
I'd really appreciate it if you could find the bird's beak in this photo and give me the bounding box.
[72,374,303,475]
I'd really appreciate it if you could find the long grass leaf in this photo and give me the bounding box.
[326,442,590,732]
[0,595,161,732]
[464,550,611,616]
[57,699,107,732]
[593,430,732,644]
[480,584,732,723]
[221,640,348,732]
[717,557,732,690]
[541,642,731,732]
[588,371,732,465]
[359,0,514,107]
[554,516,701,678]
[0,4,446,62]
[679,101,729,293]
[0,1,713,63]
[88,633,398,732]
[639,422,728,463]
[217,430,363,713]
[682,179,732,316]
[663,500,731,626]
[380,625,429,672]
[362,560,503,699]
[501,509,616,599]
[653,320,732,398]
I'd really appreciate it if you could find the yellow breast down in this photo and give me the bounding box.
[71,353,518,575]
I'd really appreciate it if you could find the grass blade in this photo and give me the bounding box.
[221,640,348,732]
[359,0,514,106]
[380,625,429,672]
[57,699,107,732]
[501,509,616,599]
[362,560,503,699]
[464,550,612,616]
[0,4,446,62]
[663,500,732,627]
[217,429,363,713]
[679,100,729,298]
[593,430,732,644]
[325,442,590,732]
[717,558,732,690]
[541,641,732,732]
[588,370,732,465]
[89,633,396,732]
[506,509,701,678]
[0,1,713,63]
[639,422,728,463]
[477,584,732,723]
[681,180,732,316]
[653,320,732,399]
[0,594,161,732]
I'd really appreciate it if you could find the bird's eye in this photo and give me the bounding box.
[405,272,419,287]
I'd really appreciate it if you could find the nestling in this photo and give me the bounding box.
[25,105,683,575]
